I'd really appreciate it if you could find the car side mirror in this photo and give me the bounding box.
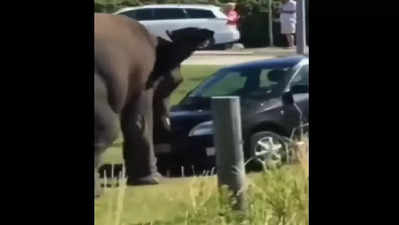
[281,91,295,106]
[291,85,308,94]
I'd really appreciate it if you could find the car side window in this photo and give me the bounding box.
[121,9,153,21]
[185,9,216,18]
[259,69,289,88]
[290,65,309,87]
[153,8,187,20]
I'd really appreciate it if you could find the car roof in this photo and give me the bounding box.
[115,4,220,14]
[224,55,308,71]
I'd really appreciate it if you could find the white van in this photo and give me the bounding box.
[114,4,240,49]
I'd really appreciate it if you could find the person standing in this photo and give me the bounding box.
[279,0,297,48]
[225,2,240,28]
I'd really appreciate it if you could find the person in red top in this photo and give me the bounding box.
[225,3,240,28]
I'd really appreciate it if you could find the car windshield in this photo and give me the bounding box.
[188,66,293,100]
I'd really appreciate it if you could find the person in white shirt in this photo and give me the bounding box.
[279,0,297,48]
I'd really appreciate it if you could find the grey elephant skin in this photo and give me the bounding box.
[94,13,214,197]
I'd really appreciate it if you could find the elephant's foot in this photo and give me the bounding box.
[95,180,104,198]
[95,187,103,198]
[126,172,163,186]
[94,169,103,198]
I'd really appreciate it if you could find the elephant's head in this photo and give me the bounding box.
[147,28,214,88]
[165,27,214,61]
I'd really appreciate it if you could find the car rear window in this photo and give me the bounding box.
[185,9,215,18]
[153,8,186,20]
[120,9,153,21]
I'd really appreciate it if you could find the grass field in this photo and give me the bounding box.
[95,65,309,225]
[170,65,222,105]
[95,164,308,225]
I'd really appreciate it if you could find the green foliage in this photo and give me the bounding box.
[95,0,143,13]
[95,166,308,225]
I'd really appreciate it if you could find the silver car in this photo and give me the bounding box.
[114,4,240,49]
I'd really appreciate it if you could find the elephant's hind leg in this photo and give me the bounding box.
[94,76,119,197]
[94,103,119,197]
[121,89,161,185]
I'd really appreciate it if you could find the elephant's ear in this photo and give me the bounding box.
[154,37,177,73]
[166,30,173,41]
[157,28,215,72]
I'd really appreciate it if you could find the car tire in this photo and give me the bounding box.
[246,131,288,171]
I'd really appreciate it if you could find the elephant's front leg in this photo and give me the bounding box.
[121,89,161,185]
[153,69,183,138]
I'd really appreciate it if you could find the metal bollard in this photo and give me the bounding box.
[211,96,247,211]
[296,0,308,55]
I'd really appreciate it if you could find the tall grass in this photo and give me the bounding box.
[96,136,309,225]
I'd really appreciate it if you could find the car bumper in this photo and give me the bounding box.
[155,135,216,174]
[214,29,240,45]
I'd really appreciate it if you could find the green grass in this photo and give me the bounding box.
[171,65,222,105]
[95,176,218,225]
[95,164,308,225]
[96,139,309,225]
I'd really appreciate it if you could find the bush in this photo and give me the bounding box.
[235,0,287,47]
[95,0,142,13]
[238,12,286,47]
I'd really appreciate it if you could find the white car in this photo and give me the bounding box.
[114,4,240,49]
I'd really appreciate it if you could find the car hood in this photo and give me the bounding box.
[174,96,278,112]
[170,109,212,135]
[170,97,281,134]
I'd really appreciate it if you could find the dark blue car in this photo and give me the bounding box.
[155,56,309,175]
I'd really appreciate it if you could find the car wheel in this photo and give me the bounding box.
[247,131,287,171]
[198,38,215,50]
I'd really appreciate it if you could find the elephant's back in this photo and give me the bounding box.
[95,13,156,54]
[94,13,157,113]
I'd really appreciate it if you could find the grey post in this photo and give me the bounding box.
[268,0,274,47]
[296,0,307,55]
[211,96,246,211]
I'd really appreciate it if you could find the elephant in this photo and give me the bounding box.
[94,13,214,197]
[126,29,214,184]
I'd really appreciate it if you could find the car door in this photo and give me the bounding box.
[150,8,189,40]
[117,8,162,35]
[118,8,154,23]
[289,64,309,123]
[276,64,309,136]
